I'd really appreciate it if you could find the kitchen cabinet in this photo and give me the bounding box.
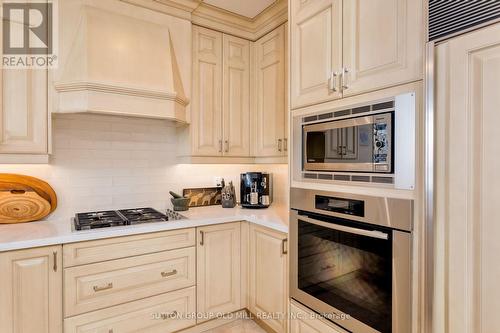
[253,25,287,157]
[434,23,500,333]
[0,246,62,333]
[0,66,48,159]
[290,0,342,109]
[196,222,242,321]
[290,0,423,109]
[248,224,288,333]
[191,26,250,157]
[290,301,347,333]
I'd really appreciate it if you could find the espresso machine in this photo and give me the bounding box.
[240,172,273,208]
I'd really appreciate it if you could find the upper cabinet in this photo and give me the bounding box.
[191,26,250,157]
[191,27,224,156]
[290,0,423,109]
[0,6,49,163]
[188,24,287,161]
[0,68,48,158]
[290,0,343,108]
[253,25,287,157]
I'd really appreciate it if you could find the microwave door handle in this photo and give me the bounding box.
[297,214,389,240]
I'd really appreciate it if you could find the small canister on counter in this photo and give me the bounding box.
[221,180,236,208]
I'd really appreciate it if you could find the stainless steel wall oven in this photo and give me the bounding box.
[290,188,412,333]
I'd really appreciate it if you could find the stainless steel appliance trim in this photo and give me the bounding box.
[424,41,435,333]
[296,213,389,240]
[303,115,374,132]
[304,162,375,172]
[289,209,406,333]
[290,187,413,231]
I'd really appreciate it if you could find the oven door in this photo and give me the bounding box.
[290,210,411,333]
[303,113,392,173]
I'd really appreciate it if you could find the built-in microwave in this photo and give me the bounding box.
[293,93,416,189]
[304,112,393,173]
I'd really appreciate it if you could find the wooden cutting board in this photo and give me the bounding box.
[0,174,57,224]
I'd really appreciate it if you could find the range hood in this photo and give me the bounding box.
[54,6,189,121]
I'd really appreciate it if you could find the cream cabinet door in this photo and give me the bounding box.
[0,246,62,333]
[0,68,48,154]
[253,25,286,157]
[435,23,500,333]
[290,302,346,333]
[192,26,223,156]
[222,35,250,157]
[248,225,287,333]
[197,223,241,322]
[290,0,342,109]
[342,0,423,97]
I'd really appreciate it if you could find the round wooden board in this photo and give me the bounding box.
[0,174,57,224]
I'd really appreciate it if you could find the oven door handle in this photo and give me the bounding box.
[297,214,389,240]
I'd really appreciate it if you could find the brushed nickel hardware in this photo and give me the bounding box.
[341,67,349,91]
[218,140,222,153]
[108,329,113,333]
[199,230,204,246]
[284,138,288,152]
[278,139,283,152]
[93,282,113,292]
[282,238,288,255]
[224,140,229,153]
[161,269,178,278]
[329,71,338,92]
[53,251,57,272]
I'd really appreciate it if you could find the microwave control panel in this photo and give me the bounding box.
[373,119,391,166]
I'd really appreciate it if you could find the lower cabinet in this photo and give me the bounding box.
[248,224,288,333]
[0,245,63,333]
[196,222,242,322]
[290,301,347,333]
[64,287,196,333]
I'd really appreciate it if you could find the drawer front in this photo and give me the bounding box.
[65,287,196,333]
[64,247,195,317]
[63,228,196,267]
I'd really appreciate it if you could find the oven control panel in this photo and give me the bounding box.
[315,195,365,217]
[373,122,390,164]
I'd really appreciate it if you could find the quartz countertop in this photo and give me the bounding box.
[0,205,289,252]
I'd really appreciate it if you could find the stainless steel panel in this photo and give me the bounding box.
[290,187,413,232]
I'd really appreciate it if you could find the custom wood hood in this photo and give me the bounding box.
[53,1,190,121]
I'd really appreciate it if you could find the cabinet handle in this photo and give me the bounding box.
[218,140,223,153]
[341,67,349,91]
[161,269,178,278]
[93,282,113,292]
[282,238,288,255]
[284,138,288,152]
[329,71,338,92]
[278,139,283,152]
[53,251,57,272]
[199,231,204,246]
[224,140,229,153]
[108,330,114,333]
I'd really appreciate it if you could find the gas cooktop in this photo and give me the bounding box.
[73,208,186,231]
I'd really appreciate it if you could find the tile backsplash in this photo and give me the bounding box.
[0,114,288,220]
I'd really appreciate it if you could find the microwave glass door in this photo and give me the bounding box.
[297,216,392,333]
[303,113,392,173]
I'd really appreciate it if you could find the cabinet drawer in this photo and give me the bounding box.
[64,247,196,317]
[64,287,196,333]
[63,228,196,267]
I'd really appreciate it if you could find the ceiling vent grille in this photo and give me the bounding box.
[429,0,500,41]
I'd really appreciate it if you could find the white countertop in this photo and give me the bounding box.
[0,205,289,252]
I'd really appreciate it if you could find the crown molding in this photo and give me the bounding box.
[121,0,287,41]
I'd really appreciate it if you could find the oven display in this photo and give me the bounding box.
[315,195,365,217]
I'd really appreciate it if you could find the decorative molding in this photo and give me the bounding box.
[54,81,190,106]
[121,0,288,41]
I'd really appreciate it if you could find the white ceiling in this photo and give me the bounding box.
[202,0,276,18]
